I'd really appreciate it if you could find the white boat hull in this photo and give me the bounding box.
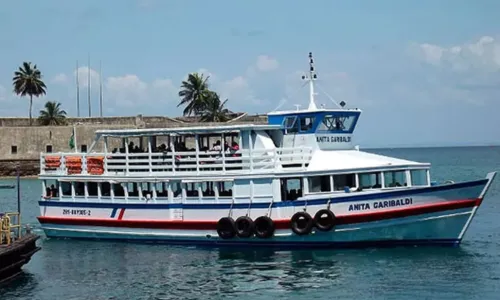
[37,172,496,249]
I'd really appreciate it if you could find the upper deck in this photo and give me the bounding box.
[38,52,430,179]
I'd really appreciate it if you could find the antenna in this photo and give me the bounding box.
[301,52,318,110]
[88,54,92,118]
[99,60,103,117]
[76,60,80,117]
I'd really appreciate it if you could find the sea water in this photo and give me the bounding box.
[1,146,500,300]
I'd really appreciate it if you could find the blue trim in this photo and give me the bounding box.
[110,208,118,218]
[41,234,461,249]
[38,178,487,210]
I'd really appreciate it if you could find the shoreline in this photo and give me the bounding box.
[0,175,38,180]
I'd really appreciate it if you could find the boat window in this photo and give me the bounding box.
[154,182,167,198]
[300,116,315,132]
[333,174,356,191]
[75,182,85,197]
[127,183,139,197]
[101,182,111,197]
[140,182,153,199]
[317,114,357,133]
[308,175,331,193]
[87,182,98,196]
[283,116,298,133]
[358,172,382,189]
[171,182,182,198]
[410,169,428,186]
[61,182,72,196]
[201,182,215,197]
[384,170,407,187]
[281,178,303,201]
[218,181,233,197]
[185,182,199,198]
[113,183,125,197]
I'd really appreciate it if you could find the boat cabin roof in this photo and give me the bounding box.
[95,123,281,137]
[307,150,430,172]
[267,107,361,116]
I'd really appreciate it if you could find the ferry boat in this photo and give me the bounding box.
[36,53,496,248]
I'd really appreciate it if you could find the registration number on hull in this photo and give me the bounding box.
[62,209,92,216]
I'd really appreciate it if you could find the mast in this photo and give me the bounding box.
[76,60,80,117]
[99,60,103,117]
[88,54,92,117]
[301,52,318,110]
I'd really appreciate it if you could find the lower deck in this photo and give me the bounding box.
[41,168,431,204]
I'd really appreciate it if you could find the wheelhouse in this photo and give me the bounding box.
[267,108,361,150]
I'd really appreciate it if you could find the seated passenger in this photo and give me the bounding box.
[212,141,222,151]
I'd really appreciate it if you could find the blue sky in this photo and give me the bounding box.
[1,0,499,148]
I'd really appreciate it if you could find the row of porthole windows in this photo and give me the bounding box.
[46,180,234,200]
[306,169,429,194]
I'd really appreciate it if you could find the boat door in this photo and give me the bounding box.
[169,181,183,221]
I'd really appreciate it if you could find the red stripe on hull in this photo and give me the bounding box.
[37,199,480,230]
[117,208,125,220]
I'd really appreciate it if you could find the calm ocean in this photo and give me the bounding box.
[1,146,500,300]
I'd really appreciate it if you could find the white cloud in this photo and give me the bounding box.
[219,76,261,107]
[51,73,68,84]
[11,54,278,117]
[414,35,500,71]
[255,55,279,72]
[105,75,148,107]
[74,66,101,88]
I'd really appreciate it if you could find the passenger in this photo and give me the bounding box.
[50,184,58,197]
[212,141,222,151]
[230,142,240,156]
[44,186,52,199]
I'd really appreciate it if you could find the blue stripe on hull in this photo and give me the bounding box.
[38,179,487,210]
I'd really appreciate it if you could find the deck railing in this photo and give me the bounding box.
[0,212,21,245]
[40,147,313,176]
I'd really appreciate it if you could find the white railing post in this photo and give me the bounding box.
[249,133,253,171]
[221,133,226,173]
[124,137,129,174]
[195,134,200,175]
[148,136,153,175]
[84,182,89,201]
[170,136,176,174]
[97,182,102,202]
[103,137,108,175]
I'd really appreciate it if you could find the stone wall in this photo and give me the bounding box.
[0,159,39,177]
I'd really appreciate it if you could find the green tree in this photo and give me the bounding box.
[199,92,231,122]
[38,101,67,126]
[12,62,47,126]
[178,72,212,116]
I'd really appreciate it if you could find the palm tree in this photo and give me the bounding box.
[38,101,67,126]
[13,62,47,125]
[199,92,231,122]
[178,72,212,116]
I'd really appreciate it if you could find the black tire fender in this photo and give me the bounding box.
[290,211,314,235]
[254,216,275,239]
[216,217,236,239]
[235,216,255,238]
[313,209,336,231]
